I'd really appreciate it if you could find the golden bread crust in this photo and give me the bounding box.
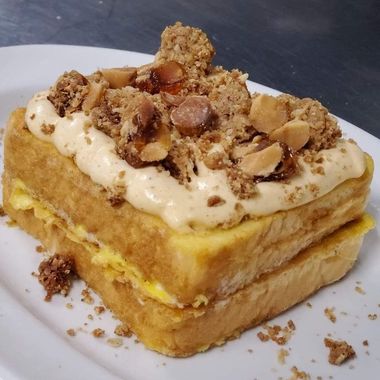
[2,192,372,356]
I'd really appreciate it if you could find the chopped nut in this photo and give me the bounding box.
[207,195,226,207]
[82,81,105,111]
[160,91,185,106]
[101,67,137,89]
[140,141,170,162]
[92,328,105,338]
[239,142,283,177]
[324,338,356,365]
[171,96,213,136]
[249,94,288,133]
[270,119,310,151]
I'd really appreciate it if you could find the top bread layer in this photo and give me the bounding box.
[24,22,365,231]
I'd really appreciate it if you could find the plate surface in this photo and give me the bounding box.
[0,45,379,380]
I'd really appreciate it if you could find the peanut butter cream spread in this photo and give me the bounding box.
[24,23,365,231]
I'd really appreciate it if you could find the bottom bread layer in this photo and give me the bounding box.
[3,195,374,357]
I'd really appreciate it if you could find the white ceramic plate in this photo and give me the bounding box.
[0,45,379,380]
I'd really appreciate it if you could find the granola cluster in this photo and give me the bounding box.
[47,22,341,199]
[37,254,75,301]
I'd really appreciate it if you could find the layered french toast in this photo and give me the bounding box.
[2,22,374,356]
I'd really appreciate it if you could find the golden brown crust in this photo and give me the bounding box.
[1,194,370,356]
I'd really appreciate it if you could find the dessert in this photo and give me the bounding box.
[2,22,374,357]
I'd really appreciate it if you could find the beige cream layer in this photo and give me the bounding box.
[26,91,365,231]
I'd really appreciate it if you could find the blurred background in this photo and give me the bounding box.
[0,0,379,137]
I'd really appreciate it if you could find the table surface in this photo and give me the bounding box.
[0,0,379,138]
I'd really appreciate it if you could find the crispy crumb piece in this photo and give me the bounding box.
[88,314,94,320]
[257,331,270,342]
[362,340,369,346]
[289,366,310,380]
[92,328,105,338]
[94,306,106,315]
[324,338,356,365]
[114,324,133,337]
[66,328,76,337]
[368,313,377,320]
[35,245,46,253]
[257,320,295,345]
[38,254,75,301]
[277,348,289,365]
[40,123,55,135]
[66,303,73,309]
[81,288,94,304]
[324,307,337,323]
[0,206,6,217]
[107,337,123,347]
[355,286,366,295]
[306,302,312,308]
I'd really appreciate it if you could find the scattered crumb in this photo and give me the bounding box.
[25,288,30,293]
[277,348,289,365]
[355,286,366,295]
[88,314,94,320]
[114,324,133,337]
[35,245,46,253]
[81,288,94,304]
[94,306,106,315]
[66,328,76,337]
[257,331,270,342]
[368,313,377,320]
[38,254,75,301]
[306,302,312,308]
[107,338,123,347]
[362,340,369,346]
[289,366,310,380]
[247,349,253,353]
[66,303,73,309]
[92,328,105,338]
[324,307,337,323]
[257,320,295,345]
[324,337,356,365]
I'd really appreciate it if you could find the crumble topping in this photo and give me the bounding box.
[257,320,296,345]
[324,307,337,323]
[324,338,356,365]
[37,254,75,301]
[92,328,105,338]
[114,324,133,337]
[46,22,342,200]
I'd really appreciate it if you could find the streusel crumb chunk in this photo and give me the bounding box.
[38,254,75,301]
